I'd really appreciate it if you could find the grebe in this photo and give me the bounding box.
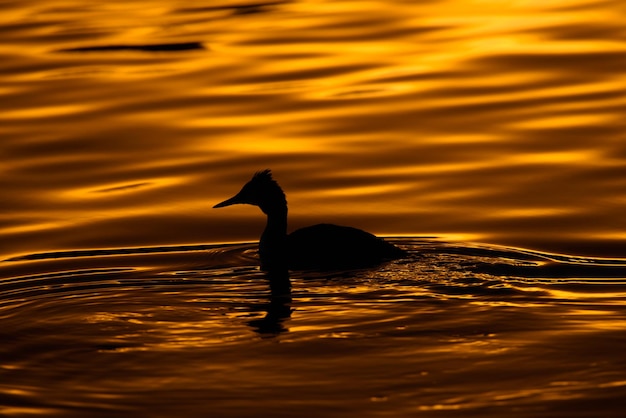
[213,170,406,271]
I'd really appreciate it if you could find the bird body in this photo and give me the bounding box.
[286,223,404,270]
[214,170,405,272]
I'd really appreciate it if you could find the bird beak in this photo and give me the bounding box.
[213,193,244,208]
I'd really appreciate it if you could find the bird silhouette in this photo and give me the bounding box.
[214,170,406,272]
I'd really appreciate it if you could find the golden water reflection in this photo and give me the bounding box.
[1,0,625,259]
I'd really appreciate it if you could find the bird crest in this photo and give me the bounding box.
[253,169,274,182]
[252,170,283,195]
[246,169,287,211]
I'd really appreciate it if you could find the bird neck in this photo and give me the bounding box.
[259,206,288,272]
[261,206,287,244]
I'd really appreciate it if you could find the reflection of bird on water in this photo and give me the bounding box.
[214,170,406,272]
[248,280,293,337]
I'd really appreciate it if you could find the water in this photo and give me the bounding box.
[2,0,626,416]
[2,241,626,417]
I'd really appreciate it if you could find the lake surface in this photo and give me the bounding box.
[2,241,626,417]
[2,0,626,416]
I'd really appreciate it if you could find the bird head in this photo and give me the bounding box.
[213,169,287,214]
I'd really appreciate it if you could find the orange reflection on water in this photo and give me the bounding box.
[0,0,625,258]
[2,3,626,418]
[59,177,183,200]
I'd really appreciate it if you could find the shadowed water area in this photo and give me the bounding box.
[2,0,626,417]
